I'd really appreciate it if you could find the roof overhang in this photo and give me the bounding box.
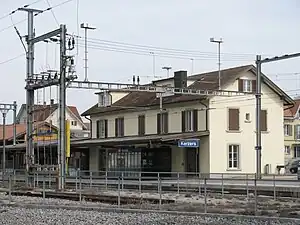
[248,66,295,107]
[5,131,209,150]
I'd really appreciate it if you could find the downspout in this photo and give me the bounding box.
[84,116,92,139]
[199,101,208,131]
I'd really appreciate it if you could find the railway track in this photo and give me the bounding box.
[7,190,175,205]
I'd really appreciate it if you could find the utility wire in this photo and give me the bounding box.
[0,0,75,33]
[45,0,60,25]
[0,54,25,65]
[0,0,44,22]
[77,43,254,62]
[75,35,259,57]
[77,39,253,60]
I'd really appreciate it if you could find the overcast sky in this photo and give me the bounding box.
[0,0,299,122]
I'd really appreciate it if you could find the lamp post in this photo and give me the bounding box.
[0,101,17,180]
[80,23,96,82]
[150,52,156,78]
[162,66,172,77]
[210,37,223,90]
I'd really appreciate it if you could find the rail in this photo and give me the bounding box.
[1,169,300,217]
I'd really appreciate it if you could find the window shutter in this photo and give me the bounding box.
[115,118,118,137]
[138,115,145,136]
[289,125,292,136]
[193,109,198,131]
[252,80,257,93]
[120,118,124,136]
[164,113,169,133]
[138,115,141,136]
[238,79,243,92]
[260,110,267,131]
[96,120,100,138]
[157,113,161,134]
[181,111,186,132]
[228,108,239,131]
[104,120,108,138]
[141,115,145,135]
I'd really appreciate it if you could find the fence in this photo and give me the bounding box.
[1,169,300,216]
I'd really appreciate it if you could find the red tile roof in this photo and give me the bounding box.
[284,99,300,117]
[0,121,57,141]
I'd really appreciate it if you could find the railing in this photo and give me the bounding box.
[1,169,300,217]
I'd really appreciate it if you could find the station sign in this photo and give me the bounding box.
[178,139,200,148]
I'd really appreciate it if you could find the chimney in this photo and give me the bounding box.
[50,99,54,105]
[174,71,187,89]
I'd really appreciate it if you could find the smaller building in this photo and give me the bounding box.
[16,99,90,138]
[0,121,59,169]
[284,98,300,163]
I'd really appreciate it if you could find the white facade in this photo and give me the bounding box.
[209,71,284,174]
[88,69,289,174]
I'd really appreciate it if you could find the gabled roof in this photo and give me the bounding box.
[82,64,294,116]
[17,104,83,123]
[284,99,300,117]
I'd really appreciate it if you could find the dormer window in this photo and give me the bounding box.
[98,92,112,107]
[238,79,256,93]
[243,80,252,92]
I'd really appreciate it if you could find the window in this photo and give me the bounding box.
[245,113,250,122]
[138,115,145,136]
[294,146,300,158]
[115,117,124,137]
[182,110,198,132]
[228,145,240,169]
[294,125,300,140]
[284,124,292,136]
[238,79,256,93]
[71,121,77,126]
[261,110,267,131]
[96,119,108,138]
[157,112,168,134]
[284,146,291,155]
[228,108,239,131]
[98,92,112,107]
[243,80,252,92]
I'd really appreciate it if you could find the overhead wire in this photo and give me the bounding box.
[0,53,25,65]
[75,35,261,57]
[0,0,44,22]
[77,42,254,61]
[77,43,254,62]
[45,0,59,26]
[75,37,256,60]
[0,0,75,34]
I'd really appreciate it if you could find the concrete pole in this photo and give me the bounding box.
[13,101,17,146]
[26,10,35,170]
[59,24,67,189]
[255,55,262,179]
[218,42,221,90]
[2,112,6,180]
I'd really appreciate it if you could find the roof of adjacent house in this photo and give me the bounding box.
[82,64,294,116]
[0,121,58,141]
[17,104,83,123]
[284,99,300,117]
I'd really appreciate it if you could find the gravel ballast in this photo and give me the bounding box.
[0,206,298,225]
